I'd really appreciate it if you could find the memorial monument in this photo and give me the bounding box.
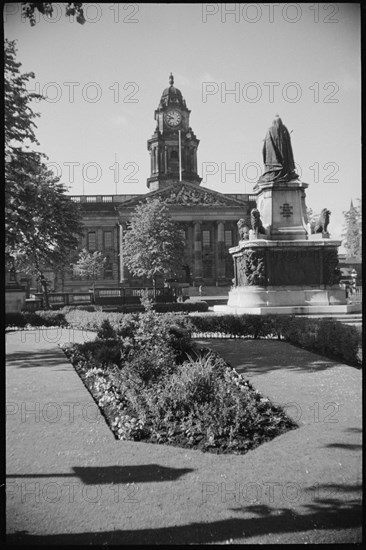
[225,115,358,314]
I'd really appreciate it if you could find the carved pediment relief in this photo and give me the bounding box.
[161,185,229,206]
[117,182,247,209]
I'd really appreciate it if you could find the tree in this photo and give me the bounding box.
[342,200,362,259]
[72,249,106,296]
[5,38,45,249]
[122,198,185,295]
[5,39,43,155]
[7,160,83,309]
[21,3,85,25]
[5,39,83,308]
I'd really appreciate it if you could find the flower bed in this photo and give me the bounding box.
[62,313,298,454]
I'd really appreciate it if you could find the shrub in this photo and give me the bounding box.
[316,319,360,365]
[124,347,177,385]
[97,319,117,340]
[71,340,123,369]
[33,310,68,326]
[62,305,98,312]
[187,313,361,367]
[6,312,27,328]
[153,302,209,313]
[114,315,139,339]
[6,310,67,327]
[64,309,113,331]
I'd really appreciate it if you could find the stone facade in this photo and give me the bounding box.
[57,76,255,292]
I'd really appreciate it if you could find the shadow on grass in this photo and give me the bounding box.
[7,464,194,484]
[6,349,70,369]
[6,487,362,544]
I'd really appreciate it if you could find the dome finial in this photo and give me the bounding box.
[169,72,174,86]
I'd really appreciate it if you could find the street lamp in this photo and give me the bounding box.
[351,269,357,294]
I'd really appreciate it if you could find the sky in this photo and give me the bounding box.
[4,2,361,240]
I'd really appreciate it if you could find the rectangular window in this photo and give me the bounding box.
[104,231,112,249]
[88,232,96,251]
[104,258,113,279]
[225,230,233,247]
[202,230,211,247]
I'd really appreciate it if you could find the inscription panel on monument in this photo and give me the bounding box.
[268,248,320,286]
[280,203,293,218]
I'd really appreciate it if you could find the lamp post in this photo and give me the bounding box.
[351,268,357,295]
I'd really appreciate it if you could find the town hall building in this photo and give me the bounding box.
[59,74,256,293]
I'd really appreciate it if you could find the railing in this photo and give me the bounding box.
[28,288,175,308]
[69,294,93,303]
[94,287,174,305]
[32,292,93,308]
[69,194,140,203]
[348,286,362,302]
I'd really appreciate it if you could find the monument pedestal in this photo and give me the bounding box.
[222,238,360,315]
[223,115,360,315]
[254,178,309,240]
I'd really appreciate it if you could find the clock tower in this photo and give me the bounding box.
[147,73,202,191]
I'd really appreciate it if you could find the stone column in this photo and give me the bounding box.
[153,148,157,173]
[193,222,203,281]
[118,223,129,284]
[164,146,168,173]
[193,147,197,172]
[216,221,226,283]
[154,148,158,173]
[158,146,162,173]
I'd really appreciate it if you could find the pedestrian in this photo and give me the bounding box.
[198,284,203,297]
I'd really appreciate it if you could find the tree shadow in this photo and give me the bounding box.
[73,464,194,484]
[344,427,362,433]
[6,493,362,545]
[7,464,195,484]
[6,350,70,369]
[325,443,362,451]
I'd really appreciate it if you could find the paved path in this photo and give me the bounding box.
[6,329,362,544]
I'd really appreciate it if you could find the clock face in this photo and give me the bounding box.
[165,110,182,127]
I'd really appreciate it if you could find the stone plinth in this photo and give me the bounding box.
[224,238,358,314]
[254,179,309,240]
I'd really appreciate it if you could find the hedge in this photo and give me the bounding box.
[5,309,361,367]
[189,314,361,366]
[5,310,68,328]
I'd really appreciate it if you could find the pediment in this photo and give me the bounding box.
[118,182,248,209]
